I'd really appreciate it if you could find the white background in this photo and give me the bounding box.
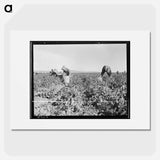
[10,31,150,130]
[1,0,160,160]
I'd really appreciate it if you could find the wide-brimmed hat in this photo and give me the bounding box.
[62,66,67,71]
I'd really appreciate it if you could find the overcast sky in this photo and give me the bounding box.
[34,44,126,72]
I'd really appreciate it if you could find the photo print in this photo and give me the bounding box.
[30,41,130,119]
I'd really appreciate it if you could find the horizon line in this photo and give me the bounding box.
[34,70,127,73]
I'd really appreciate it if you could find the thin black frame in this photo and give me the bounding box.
[30,41,130,119]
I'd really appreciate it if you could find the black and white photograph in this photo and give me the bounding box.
[30,41,130,119]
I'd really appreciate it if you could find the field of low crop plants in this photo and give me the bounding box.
[33,72,129,118]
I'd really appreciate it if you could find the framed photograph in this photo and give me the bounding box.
[30,41,130,119]
[10,31,150,130]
